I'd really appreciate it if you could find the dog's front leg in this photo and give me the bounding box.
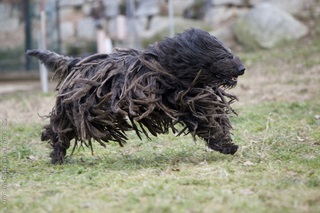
[181,114,238,155]
[205,115,238,155]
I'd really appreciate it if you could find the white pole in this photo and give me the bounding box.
[168,0,175,37]
[39,4,48,93]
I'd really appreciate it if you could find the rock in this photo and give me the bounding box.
[0,18,19,32]
[248,0,314,15]
[60,21,75,40]
[234,2,308,49]
[59,0,84,7]
[171,0,194,16]
[205,6,248,25]
[272,0,313,15]
[138,16,171,39]
[77,18,96,39]
[210,24,235,45]
[103,0,120,18]
[82,3,93,16]
[135,0,160,17]
[212,0,244,6]
[59,7,78,20]
[0,3,12,19]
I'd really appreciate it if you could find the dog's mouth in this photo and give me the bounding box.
[228,77,238,87]
[222,75,239,87]
[226,65,245,87]
[231,76,238,83]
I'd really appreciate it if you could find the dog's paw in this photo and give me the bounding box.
[50,146,67,164]
[221,144,238,155]
[209,143,238,155]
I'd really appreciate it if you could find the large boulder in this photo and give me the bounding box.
[234,2,308,49]
[77,17,95,39]
[205,6,247,26]
[249,0,314,15]
[212,0,244,6]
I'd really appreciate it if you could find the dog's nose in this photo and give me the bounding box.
[237,65,245,75]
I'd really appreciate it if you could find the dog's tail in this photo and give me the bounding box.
[26,49,80,80]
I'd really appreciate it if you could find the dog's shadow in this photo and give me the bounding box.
[61,140,237,170]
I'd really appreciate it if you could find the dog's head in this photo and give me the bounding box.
[147,28,245,88]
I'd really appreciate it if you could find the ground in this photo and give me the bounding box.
[0,28,320,212]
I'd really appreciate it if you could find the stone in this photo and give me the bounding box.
[210,24,235,45]
[171,0,194,16]
[103,0,120,18]
[234,2,308,49]
[211,0,244,6]
[135,0,160,17]
[248,0,314,15]
[205,6,247,25]
[138,16,170,39]
[60,21,75,40]
[0,18,19,32]
[76,18,96,39]
[59,0,84,7]
[0,3,11,19]
[82,3,92,16]
[272,0,312,15]
[59,7,78,20]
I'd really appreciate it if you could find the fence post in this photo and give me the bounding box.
[39,3,48,93]
[24,0,32,71]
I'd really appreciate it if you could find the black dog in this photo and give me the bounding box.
[27,28,245,164]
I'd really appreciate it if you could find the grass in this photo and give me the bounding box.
[1,99,320,213]
[1,16,320,213]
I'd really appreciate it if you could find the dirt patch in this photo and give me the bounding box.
[233,63,320,106]
[0,91,54,125]
[0,81,56,125]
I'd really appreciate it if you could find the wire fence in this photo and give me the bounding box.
[0,0,62,73]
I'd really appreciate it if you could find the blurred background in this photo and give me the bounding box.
[1,2,320,211]
[0,0,319,88]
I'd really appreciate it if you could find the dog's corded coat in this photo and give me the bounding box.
[27,28,245,164]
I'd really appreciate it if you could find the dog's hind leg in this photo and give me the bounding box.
[41,125,71,164]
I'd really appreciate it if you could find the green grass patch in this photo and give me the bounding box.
[1,100,320,213]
